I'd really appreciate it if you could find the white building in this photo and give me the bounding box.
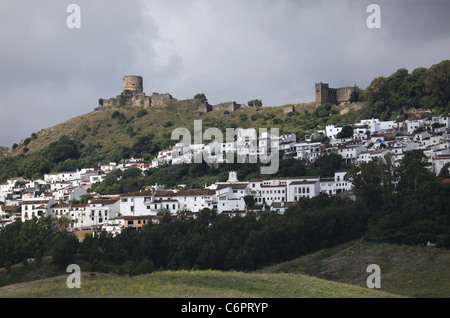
[407,119,426,135]
[325,125,343,139]
[21,197,55,222]
[176,189,216,213]
[432,155,450,176]
[288,179,321,201]
[119,189,158,217]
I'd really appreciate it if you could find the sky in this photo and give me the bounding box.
[0,0,449,148]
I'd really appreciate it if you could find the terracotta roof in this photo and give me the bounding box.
[51,204,72,208]
[216,183,248,190]
[270,202,296,208]
[176,189,215,196]
[290,180,318,185]
[154,190,177,197]
[116,215,163,221]
[21,200,50,205]
[71,204,88,208]
[250,176,318,182]
[90,198,120,205]
[120,190,154,197]
[0,206,17,212]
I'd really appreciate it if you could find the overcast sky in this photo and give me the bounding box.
[0,0,449,147]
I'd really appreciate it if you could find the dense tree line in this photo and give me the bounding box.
[0,133,170,183]
[362,60,450,119]
[347,150,450,247]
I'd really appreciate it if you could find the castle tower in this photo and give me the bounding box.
[122,75,143,96]
[315,82,329,105]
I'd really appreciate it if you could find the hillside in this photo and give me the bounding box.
[259,240,450,298]
[9,100,318,158]
[0,269,400,298]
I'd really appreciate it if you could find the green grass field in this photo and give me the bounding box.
[0,270,399,298]
[1,240,448,298]
[259,240,450,298]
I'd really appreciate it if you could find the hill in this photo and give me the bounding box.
[0,269,400,298]
[259,239,450,298]
[9,100,318,157]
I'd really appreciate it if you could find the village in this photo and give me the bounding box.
[1,115,449,238]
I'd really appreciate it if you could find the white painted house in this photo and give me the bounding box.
[21,197,55,222]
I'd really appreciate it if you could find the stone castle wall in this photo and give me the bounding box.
[315,82,357,105]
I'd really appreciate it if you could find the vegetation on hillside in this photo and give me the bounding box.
[360,60,450,120]
[260,239,450,298]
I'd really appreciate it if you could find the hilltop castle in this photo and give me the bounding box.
[98,75,245,113]
[315,82,358,106]
[99,75,174,108]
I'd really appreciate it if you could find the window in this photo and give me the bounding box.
[121,198,127,203]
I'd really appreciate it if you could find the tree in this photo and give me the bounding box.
[336,126,354,139]
[248,99,263,107]
[310,153,344,178]
[364,76,392,114]
[346,157,395,211]
[244,195,255,207]
[194,93,207,102]
[438,163,450,179]
[122,167,143,180]
[349,88,361,103]
[45,135,80,164]
[423,60,450,109]
[396,150,435,194]
[387,68,409,93]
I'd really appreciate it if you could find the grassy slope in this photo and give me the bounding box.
[3,240,448,298]
[0,270,399,298]
[9,101,319,156]
[259,239,450,298]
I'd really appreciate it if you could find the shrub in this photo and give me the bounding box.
[111,110,120,118]
[137,108,148,118]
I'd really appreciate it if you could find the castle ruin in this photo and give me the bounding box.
[98,75,245,113]
[315,82,358,106]
[99,75,173,108]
